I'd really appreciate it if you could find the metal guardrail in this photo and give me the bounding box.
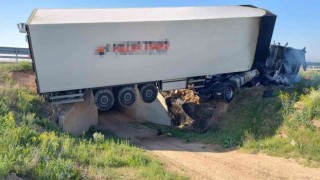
[307,66,320,71]
[306,62,320,71]
[0,46,30,62]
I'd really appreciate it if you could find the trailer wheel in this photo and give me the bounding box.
[117,86,136,107]
[222,82,235,103]
[94,89,114,111]
[139,84,158,103]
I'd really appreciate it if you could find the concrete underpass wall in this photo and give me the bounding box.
[118,92,172,126]
[57,89,171,135]
[57,90,98,135]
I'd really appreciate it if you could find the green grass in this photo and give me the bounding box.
[0,61,32,72]
[148,70,320,166]
[243,86,320,166]
[146,87,283,148]
[0,62,185,179]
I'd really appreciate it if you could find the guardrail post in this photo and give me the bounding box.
[15,48,18,62]
[0,47,31,62]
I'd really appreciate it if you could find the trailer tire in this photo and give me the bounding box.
[117,86,136,107]
[222,82,235,103]
[139,84,158,103]
[95,89,114,111]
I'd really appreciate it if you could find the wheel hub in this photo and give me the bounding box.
[117,86,136,107]
[94,89,114,111]
[100,96,109,105]
[145,89,153,98]
[124,92,132,102]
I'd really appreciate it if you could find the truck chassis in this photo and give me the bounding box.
[45,69,258,110]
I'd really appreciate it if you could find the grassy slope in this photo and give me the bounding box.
[148,70,320,167]
[0,62,184,179]
[243,71,320,167]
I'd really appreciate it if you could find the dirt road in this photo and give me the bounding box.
[97,110,320,180]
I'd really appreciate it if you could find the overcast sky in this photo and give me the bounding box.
[0,0,319,61]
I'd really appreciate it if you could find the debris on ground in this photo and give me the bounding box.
[162,89,231,132]
[162,86,272,132]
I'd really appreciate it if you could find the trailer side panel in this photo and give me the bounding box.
[29,17,261,93]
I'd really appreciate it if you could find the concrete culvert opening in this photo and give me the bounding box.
[98,88,172,127]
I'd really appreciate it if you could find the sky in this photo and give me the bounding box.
[0,0,319,61]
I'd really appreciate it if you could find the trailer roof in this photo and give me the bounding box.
[28,6,267,25]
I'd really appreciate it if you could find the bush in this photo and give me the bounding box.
[244,82,320,165]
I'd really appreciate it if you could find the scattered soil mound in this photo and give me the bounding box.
[162,89,230,132]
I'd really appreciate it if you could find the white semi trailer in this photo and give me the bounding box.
[20,5,276,110]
